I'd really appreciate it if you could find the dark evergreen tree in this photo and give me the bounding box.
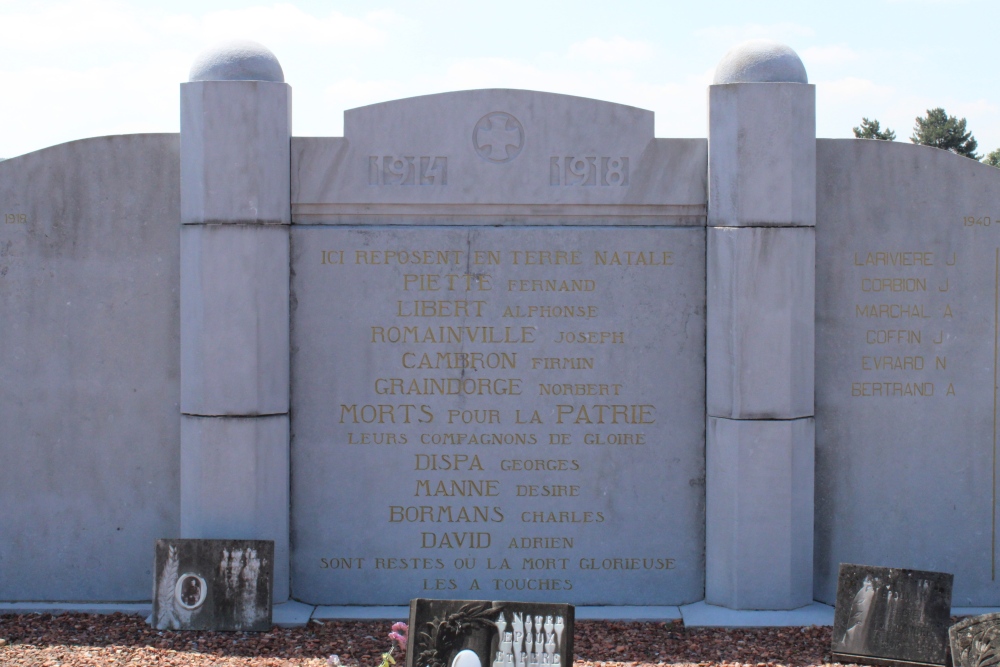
[984,148,1000,167]
[911,107,979,159]
[853,117,895,141]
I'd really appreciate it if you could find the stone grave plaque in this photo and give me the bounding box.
[950,612,1000,667]
[831,563,953,667]
[290,225,706,604]
[406,598,574,667]
[152,539,273,631]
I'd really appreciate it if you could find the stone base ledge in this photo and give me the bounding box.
[272,600,315,628]
[312,605,408,621]
[577,606,682,621]
[4,601,997,629]
[680,601,834,627]
[0,602,152,616]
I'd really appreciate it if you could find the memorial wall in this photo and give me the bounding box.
[4,40,1000,611]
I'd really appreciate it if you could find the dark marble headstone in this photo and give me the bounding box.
[831,563,953,667]
[152,538,273,631]
[406,598,574,667]
[950,613,1000,667]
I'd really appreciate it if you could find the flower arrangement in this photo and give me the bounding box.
[330,622,408,667]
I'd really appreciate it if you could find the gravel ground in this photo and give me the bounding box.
[0,612,848,667]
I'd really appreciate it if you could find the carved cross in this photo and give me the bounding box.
[477,114,521,160]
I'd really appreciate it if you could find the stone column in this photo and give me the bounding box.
[705,40,816,610]
[179,40,291,602]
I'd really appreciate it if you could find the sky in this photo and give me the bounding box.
[0,0,997,158]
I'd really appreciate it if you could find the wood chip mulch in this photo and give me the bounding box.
[0,612,856,667]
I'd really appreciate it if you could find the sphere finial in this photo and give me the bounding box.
[189,39,284,83]
[713,40,807,84]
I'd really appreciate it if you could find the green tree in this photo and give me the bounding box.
[853,117,896,141]
[984,148,1000,167]
[911,107,980,159]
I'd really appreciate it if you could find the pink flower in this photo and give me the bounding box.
[389,622,409,650]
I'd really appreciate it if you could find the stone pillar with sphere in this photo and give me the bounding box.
[178,40,292,602]
[705,40,817,610]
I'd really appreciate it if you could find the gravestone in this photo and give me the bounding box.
[831,563,953,667]
[407,598,573,667]
[152,539,273,631]
[950,612,1000,667]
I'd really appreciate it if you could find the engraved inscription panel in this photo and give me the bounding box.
[815,140,1000,605]
[291,226,705,604]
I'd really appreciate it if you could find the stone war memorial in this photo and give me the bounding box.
[2,37,1000,614]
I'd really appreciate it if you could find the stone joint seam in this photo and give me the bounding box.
[707,223,816,229]
[708,415,815,423]
[182,220,291,226]
[181,412,289,418]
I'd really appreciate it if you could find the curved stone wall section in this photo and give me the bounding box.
[815,138,1000,606]
[0,134,181,600]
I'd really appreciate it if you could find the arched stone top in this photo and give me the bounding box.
[343,88,652,139]
[291,88,708,213]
